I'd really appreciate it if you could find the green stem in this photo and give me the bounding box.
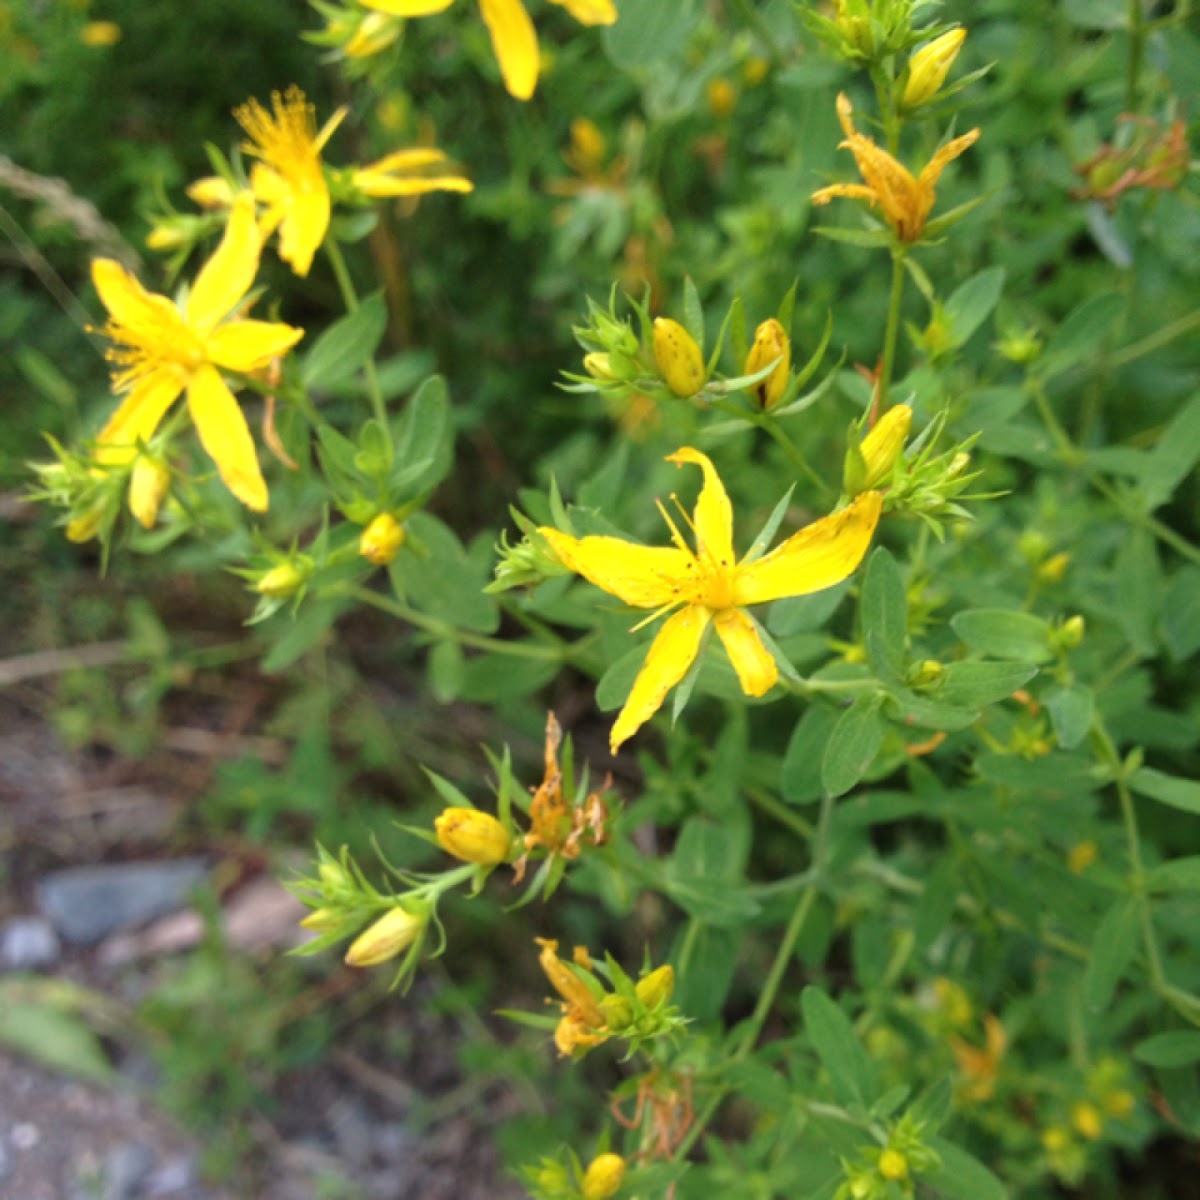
[347,585,578,661]
[1126,0,1147,111]
[1105,307,1200,370]
[324,238,389,430]
[733,0,782,60]
[674,789,835,1162]
[869,64,900,155]
[877,248,907,408]
[745,783,815,841]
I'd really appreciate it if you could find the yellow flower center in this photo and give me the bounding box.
[697,560,736,611]
[235,86,325,192]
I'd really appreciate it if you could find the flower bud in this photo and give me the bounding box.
[1058,614,1085,649]
[581,1153,627,1200]
[1067,840,1098,873]
[744,318,791,410]
[66,502,106,544]
[345,11,401,57]
[634,964,675,1010]
[599,993,634,1031]
[344,906,424,967]
[359,512,405,566]
[255,562,306,598]
[707,77,736,120]
[653,318,706,397]
[878,1148,909,1181]
[434,806,511,866]
[583,352,615,380]
[1104,1089,1135,1118]
[299,907,342,932]
[902,28,966,108]
[860,405,912,487]
[1071,1102,1103,1141]
[910,659,943,687]
[129,457,171,529]
[186,176,236,210]
[1036,552,1069,584]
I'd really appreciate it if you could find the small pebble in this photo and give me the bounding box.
[11,1122,41,1150]
[0,916,61,971]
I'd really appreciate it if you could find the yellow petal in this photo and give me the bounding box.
[186,363,268,511]
[918,128,981,193]
[363,148,449,172]
[360,0,455,12]
[186,175,236,210]
[713,608,778,697]
[539,527,694,609]
[666,447,735,571]
[479,0,539,100]
[249,162,289,208]
[353,171,474,197]
[186,194,262,335]
[733,491,882,606]
[810,182,879,208]
[610,605,711,753]
[91,258,187,338]
[547,0,616,24]
[94,368,184,467]
[277,187,331,278]
[206,319,304,372]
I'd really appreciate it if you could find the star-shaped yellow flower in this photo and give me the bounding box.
[812,92,980,243]
[90,193,302,511]
[360,0,616,100]
[540,448,883,752]
[232,86,473,277]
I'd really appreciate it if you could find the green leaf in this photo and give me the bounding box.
[1134,1031,1200,1068]
[1162,566,1200,663]
[936,661,1038,708]
[1140,392,1200,510]
[681,275,705,348]
[262,600,343,672]
[602,0,698,67]
[1115,529,1160,656]
[427,639,463,704]
[927,1137,1008,1200]
[0,1001,114,1082]
[782,704,841,804]
[1044,685,1094,749]
[1131,767,1200,815]
[906,1078,954,1136]
[950,609,1053,662]
[403,513,499,634]
[768,583,849,637]
[671,923,738,1023]
[390,374,451,494]
[821,693,885,798]
[801,986,877,1110]
[302,292,388,389]
[1145,856,1200,894]
[1038,291,1124,381]
[913,857,959,952]
[944,267,1006,347]
[861,548,907,684]
[1083,896,1139,1012]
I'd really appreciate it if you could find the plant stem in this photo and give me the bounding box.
[674,789,835,1162]
[1126,0,1147,111]
[1105,307,1200,369]
[877,248,907,409]
[347,585,577,661]
[324,237,389,430]
[751,410,834,498]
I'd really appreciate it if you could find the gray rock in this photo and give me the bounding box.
[103,1140,157,1200]
[38,860,208,946]
[144,1155,196,1196]
[0,1136,10,1183]
[0,916,61,971]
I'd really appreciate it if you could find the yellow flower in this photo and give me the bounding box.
[812,93,980,243]
[90,194,302,511]
[744,318,791,410]
[358,0,616,101]
[581,1153,627,1200]
[635,964,674,1009]
[1071,1102,1103,1141]
[359,512,406,565]
[434,806,512,865]
[80,20,121,47]
[234,87,472,275]
[878,1148,909,1181]
[344,906,425,967]
[539,448,882,752]
[902,28,967,108]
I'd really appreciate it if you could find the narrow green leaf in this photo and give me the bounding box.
[1134,1031,1200,1069]
[913,857,959,951]
[950,609,1053,662]
[944,267,1006,347]
[1131,768,1200,815]
[681,275,705,349]
[821,693,886,798]
[1145,857,1200,894]
[1044,685,1094,749]
[861,548,907,684]
[1162,566,1200,662]
[1115,529,1160,656]
[926,1137,1008,1200]
[782,704,841,804]
[302,292,388,389]
[1038,291,1124,381]
[1083,897,1139,1012]
[602,0,698,66]
[1141,392,1200,510]
[801,986,877,1109]
[936,661,1038,708]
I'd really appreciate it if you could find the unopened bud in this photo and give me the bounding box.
[344,906,424,967]
[583,352,615,380]
[66,503,105,544]
[1067,840,1098,873]
[434,806,511,866]
[1071,1102,1103,1141]
[359,512,405,566]
[599,993,634,1031]
[653,318,706,397]
[1059,614,1085,649]
[255,562,306,598]
[186,176,236,210]
[581,1153,627,1200]
[878,1148,909,1181]
[849,404,912,494]
[1104,1089,1135,1118]
[745,318,791,410]
[910,659,943,687]
[634,964,675,1010]
[1036,552,1069,584]
[902,28,966,108]
[129,457,171,529]
[299,907,342,932]
[707,77,736,120]
[345,11,400,57]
